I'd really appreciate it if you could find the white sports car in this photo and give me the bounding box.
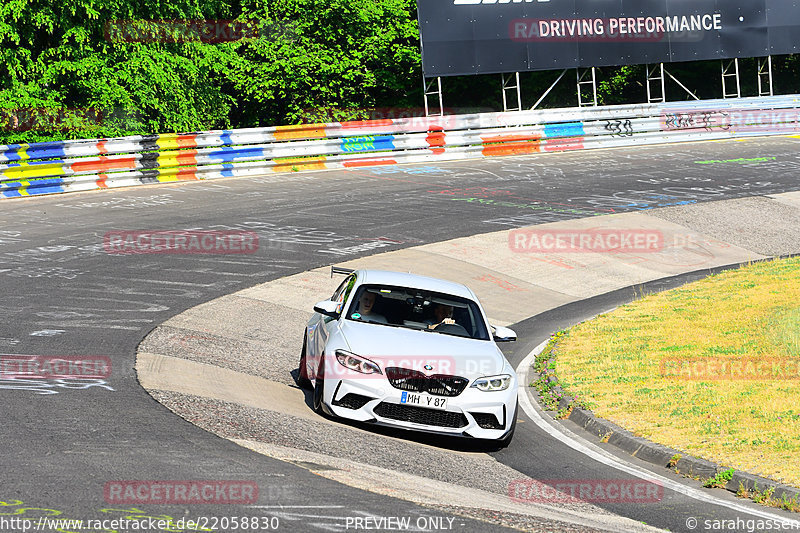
[298,268,518,447]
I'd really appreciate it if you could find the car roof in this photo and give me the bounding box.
[356,270,476,300]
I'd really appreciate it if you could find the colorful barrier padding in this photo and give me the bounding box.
[2,95,798,198]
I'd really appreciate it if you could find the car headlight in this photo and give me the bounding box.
[335,350,382,375]
[471,374,512,391]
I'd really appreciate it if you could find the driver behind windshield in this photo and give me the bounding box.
[427,303,456,330]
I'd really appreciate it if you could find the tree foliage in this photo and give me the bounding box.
[0,0,421,142]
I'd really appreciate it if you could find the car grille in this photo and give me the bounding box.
[373,402,468,428]
[471,412,503,430]
[332,393,373,410]
[385,367,469,397]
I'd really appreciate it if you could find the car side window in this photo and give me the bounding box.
[339,274,357,308]
[331,277,350,301]
[331,274,357,307]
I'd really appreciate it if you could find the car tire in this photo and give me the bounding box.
[297,337,312,389]
[313,355,326,414]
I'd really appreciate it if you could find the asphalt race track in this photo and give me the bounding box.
[2,136,800,532]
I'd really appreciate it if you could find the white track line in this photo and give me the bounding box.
[516,340,800,527]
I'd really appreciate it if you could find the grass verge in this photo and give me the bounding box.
[537,256,800,488]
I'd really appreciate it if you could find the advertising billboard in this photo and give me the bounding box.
[417,0,800,77]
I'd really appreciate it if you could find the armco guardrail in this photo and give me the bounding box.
[2,95,799,198]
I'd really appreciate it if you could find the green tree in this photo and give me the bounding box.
[222,0,421,126]
[0,0,422,143]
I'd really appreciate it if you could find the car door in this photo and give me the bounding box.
[308,273,356,379]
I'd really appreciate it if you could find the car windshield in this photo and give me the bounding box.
[344,284,490,341]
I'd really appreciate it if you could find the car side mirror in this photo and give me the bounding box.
[314,300,341,318]
[492,325,517,342]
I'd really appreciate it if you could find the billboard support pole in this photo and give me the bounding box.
[721,58,741,98]
[664,68,700,100]
[577,67,597,107]
[646,64,666,103]
[423,76,444,117]
[501,72,522,112]
[758,56,774,97]
[531,69,568,110]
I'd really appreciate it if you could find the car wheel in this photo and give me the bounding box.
[313,355,326,414]
[297,337,312,389]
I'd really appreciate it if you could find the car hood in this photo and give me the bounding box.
[339,320,506,378]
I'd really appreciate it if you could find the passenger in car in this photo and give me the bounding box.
[355,291,388,324]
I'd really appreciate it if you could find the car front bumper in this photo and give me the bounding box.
[324,376,518,440]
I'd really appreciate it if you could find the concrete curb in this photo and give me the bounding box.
[567,397,800,503]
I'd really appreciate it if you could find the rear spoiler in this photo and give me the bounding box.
[331,266,355,278]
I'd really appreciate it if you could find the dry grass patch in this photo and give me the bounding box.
[552,257,800,486]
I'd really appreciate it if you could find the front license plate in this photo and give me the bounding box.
[400,391,447,410]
